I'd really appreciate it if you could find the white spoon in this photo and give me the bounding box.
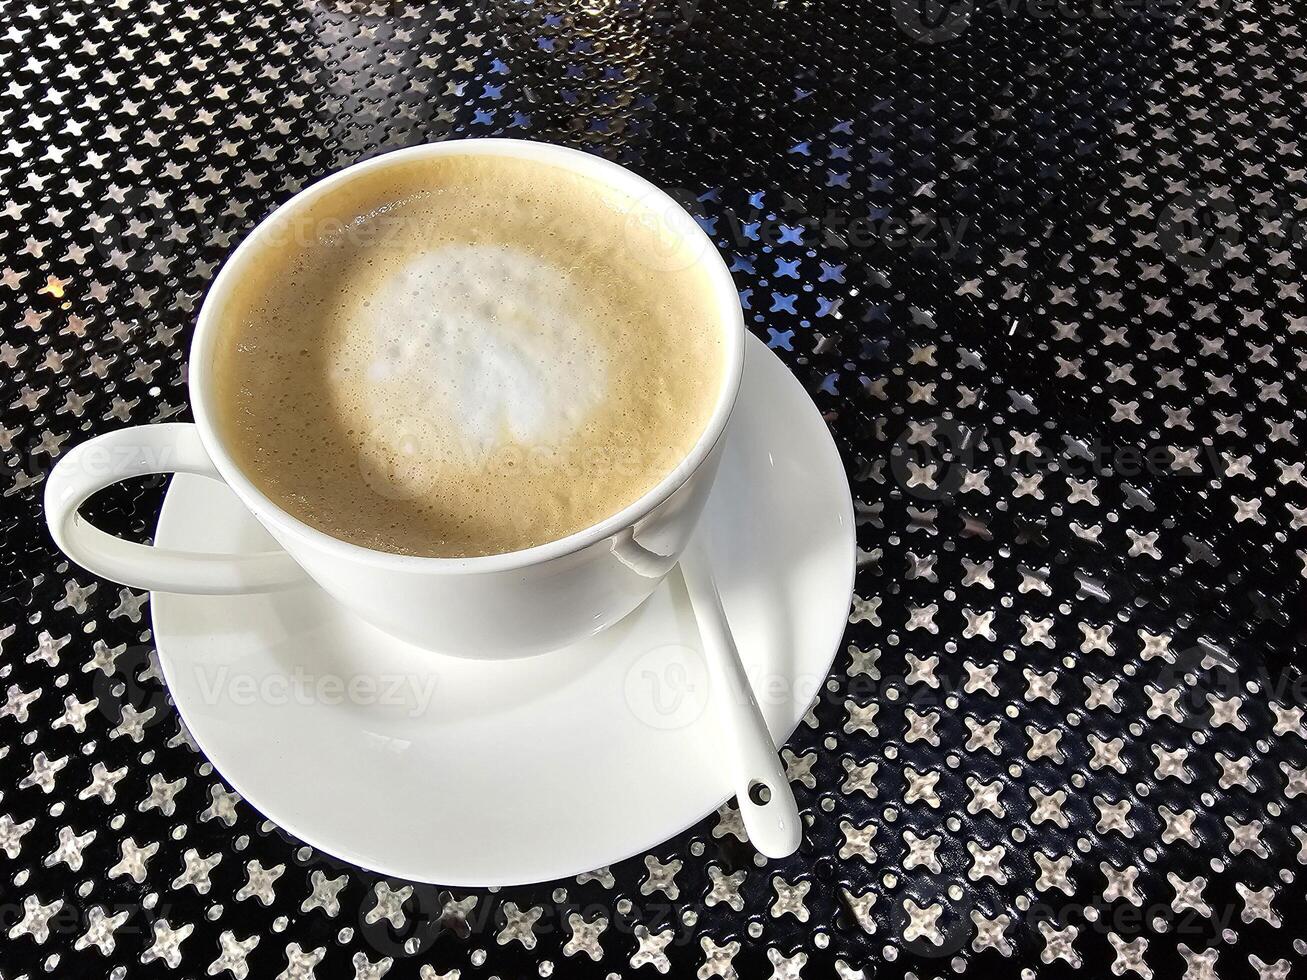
[679,538,803,858]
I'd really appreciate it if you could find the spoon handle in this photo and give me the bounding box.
[679,539,802,859]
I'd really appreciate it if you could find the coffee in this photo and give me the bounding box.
[211,153,726,558]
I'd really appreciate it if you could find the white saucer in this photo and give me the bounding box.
[152,335,855,886]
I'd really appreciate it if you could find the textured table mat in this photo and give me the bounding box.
[1,0,1304,978]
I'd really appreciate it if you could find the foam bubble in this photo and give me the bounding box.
[356,244,608,461]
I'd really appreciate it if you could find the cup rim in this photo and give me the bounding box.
[189,138,745,574]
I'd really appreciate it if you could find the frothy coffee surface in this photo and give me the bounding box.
[211,154,725,557]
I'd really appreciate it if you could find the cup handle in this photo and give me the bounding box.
[44,423,304,594]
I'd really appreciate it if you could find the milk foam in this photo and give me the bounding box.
[358,244,608,461]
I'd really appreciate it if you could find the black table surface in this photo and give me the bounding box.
[2,0,1305,978]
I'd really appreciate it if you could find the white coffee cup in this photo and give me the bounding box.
[44,139,745,658]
